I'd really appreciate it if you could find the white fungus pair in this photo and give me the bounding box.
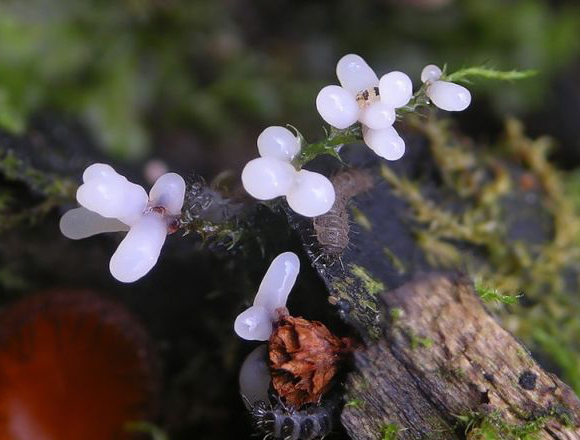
[60,163,185,283]
[234,252,300,341]
[316,55,472,161]
[242,127,335,217]
[421,64,471,112]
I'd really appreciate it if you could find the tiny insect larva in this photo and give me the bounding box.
[313,169,374,260]
[355,86,380,109]
[250,400,334,440]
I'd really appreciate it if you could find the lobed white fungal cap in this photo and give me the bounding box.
[76,163,148,226]
[234,305,273,341]
[427,80,471,111]
[379,71,413,109]
[363,126,406,161]
[316,85,359,130]
[109,212,167,283]
[253,252,300,318]
[59,207,129,240]
[359,100,396,130]
[239,344,271,407]
[421,64,442,83]
[336,54,379,95]
[286,170,336,217]
[241,157,297,200]
[257,126,301,162]
[149,172,186,215]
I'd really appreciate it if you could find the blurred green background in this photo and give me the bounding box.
[0,0,579,171]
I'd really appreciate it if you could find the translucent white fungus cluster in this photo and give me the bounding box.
[316,55,472,161]
[316,54,409,161]
[234,252,300,341]
[421,64,471,111]
[60,163,185,283]
[242,126,335,217]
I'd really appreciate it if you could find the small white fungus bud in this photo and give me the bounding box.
[359,101,396,130]
[241,157,297,200]
[59,207,129,240]
[286,170,336,217]
[427,80,471,111]
[336,54,379,95]
[316,85,359,129]
[253,251,300,318]
[257,126,301,162]
[379,71,413,108]
[239,345,271,407]
[148,172,186,216]
[234,305,273,341]
[363,126,406,161]
[420,64,442,83]
[109,212,167,283]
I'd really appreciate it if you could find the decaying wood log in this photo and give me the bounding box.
[341,273,580,440]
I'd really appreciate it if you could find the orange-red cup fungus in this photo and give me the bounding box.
[0,289,157,440]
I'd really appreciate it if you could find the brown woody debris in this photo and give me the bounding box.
[269,312,355,406]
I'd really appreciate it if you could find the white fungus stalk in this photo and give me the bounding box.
[61,163,186,283]
[239,345,271,407]
[234,252,300,341]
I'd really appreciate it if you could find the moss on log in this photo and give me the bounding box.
[341,273,580,440]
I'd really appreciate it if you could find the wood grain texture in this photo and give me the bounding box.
[341,273,580,440]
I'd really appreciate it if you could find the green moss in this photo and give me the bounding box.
[475,282,521,305]
[351,206,372,232]
[383,247,406,274]
[349,265,385,296]
[406,329,434,350]
[389,307,404,321]
[380,423,401,440]
[381,117,580,393]
[344,398,365,409]
[457,408,572,440]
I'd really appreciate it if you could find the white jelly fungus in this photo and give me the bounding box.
[60,163,185,283]
[315,54,412,160]
[257,126,301,162]
[421,64,472,112]
[239,344,271,407]
[362,126,406,161]
[241,157,296,200]
[285,170,336,218]
[234,252,300,341]
[241,127,336,217]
